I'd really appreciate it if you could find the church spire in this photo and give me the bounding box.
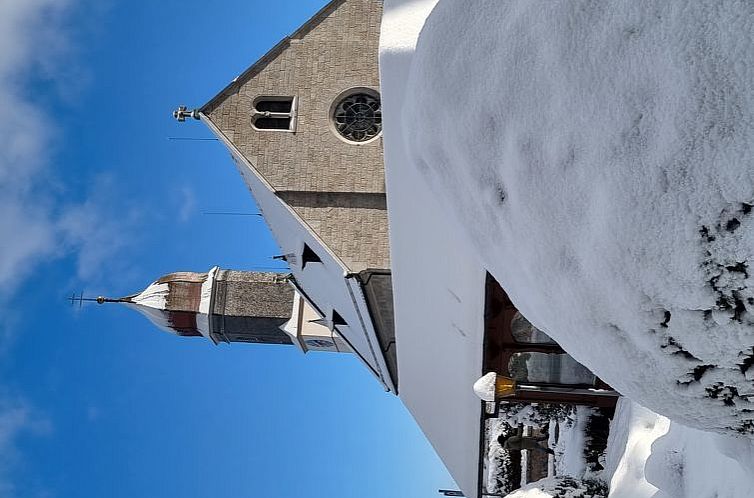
[105,267,296,345]
[85,267,351,353]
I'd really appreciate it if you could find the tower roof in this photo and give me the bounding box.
[120,267,219,340]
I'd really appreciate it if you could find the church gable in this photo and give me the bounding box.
[201,0,384,194]
[201,0,389,273]
[190,0,396,388]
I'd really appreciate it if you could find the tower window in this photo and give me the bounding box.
[252,96,296,132]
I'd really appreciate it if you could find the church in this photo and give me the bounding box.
[117,0,397,392]
[99,1,617,496]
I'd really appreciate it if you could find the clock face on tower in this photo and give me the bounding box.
[305,338,335,349]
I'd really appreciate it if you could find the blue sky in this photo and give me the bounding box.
[0,1,457,497]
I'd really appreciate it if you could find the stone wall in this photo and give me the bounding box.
[213,270,293,319]
[279,191,390,270]
[203,0,389,272]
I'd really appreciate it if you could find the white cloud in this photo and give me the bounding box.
[86,405,100,422]
[58,174,144,282]
[0,4,70,495]
[0,0,72,185]
[0,0,131,301]
[0,0,72,300]
[176,185,197,223]
[0,2,123,496]
[0,394,51,498]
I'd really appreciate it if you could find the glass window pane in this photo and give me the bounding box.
[508,352,596,386]
[510,312,556,344]
[254,117,291,130]
[255,99,293,113]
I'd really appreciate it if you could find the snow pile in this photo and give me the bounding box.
[474,372,498,401]
[401,0,754,434]
[126,281,169,308]
[604,399,671,498]
[504,476,606,498]
[605,398,754,498]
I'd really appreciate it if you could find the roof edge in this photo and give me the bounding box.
[198,112,351,272]
[200,0,347,113]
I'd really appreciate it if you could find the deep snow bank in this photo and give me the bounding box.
[505,476,607,498]
[402,0,754,434]
[605,399,754,498]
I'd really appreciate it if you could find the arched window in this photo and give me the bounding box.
[252,96,297,132]
[510,311,556,344]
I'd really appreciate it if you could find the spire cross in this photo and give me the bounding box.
[173,105,200,122]
[68,292,120,307]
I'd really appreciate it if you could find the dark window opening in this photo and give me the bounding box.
[254,117,291,130]
[255,99,293,113]
[301,243,322,269]
[252,97,296,132]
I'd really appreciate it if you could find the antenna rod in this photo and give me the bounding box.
[202,211,263,216]
[167,137,218,141]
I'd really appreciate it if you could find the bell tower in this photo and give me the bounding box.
[115,267,294,345]
[98,267,352,352]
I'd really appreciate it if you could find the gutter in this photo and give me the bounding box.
[345,274,393,393]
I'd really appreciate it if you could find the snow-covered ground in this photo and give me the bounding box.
[606,398,754,498]
[488,399,754,497]
[380,1,754,497]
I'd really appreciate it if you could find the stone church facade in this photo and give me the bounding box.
[170,0,398,391]
[201,0,388,272]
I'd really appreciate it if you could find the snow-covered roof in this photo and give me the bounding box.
[380,1,486,496]
[121,267,219,342]
[382,1,754,496]
[126,281,169,310]
[399,0,754,436]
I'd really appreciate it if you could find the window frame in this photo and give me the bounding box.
[251,96,298,133]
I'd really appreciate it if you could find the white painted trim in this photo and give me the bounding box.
[195,266,219,343]
[199,266,219,315]
[280,292,308,353]
[199,112,349,271]
[195,313,211,342]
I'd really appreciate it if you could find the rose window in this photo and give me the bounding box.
[332,92,382,142]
